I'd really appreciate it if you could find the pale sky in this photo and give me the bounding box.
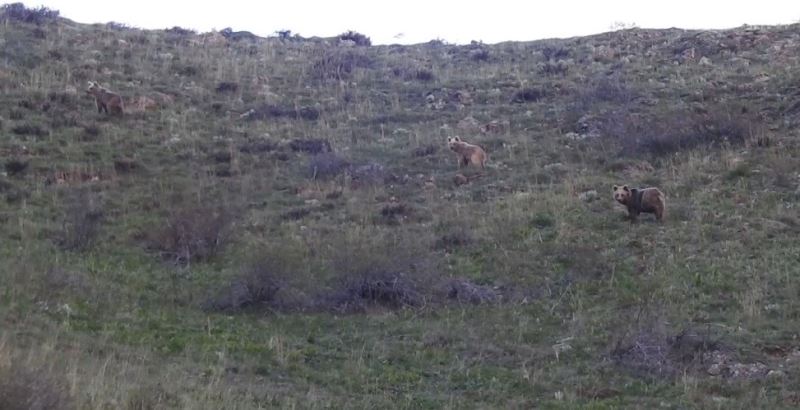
[24,0,800,45]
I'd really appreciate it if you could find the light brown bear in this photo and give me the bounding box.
[612,185,665,222]
[446,136,487,169]
[86,81,124,115]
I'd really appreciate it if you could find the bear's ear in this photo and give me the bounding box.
[454,136,461,141]
[623,185,629,191]
[613,185,618,191]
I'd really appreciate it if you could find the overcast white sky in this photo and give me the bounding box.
[23,0,800,44]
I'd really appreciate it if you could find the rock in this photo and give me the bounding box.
[707,363,722,376]
[699,56,713,66]
[453,174,469,186]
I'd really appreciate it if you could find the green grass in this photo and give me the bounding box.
[1,6,800,409]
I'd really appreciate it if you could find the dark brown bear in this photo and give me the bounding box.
[86,81,124,115]
[612,185,665,222]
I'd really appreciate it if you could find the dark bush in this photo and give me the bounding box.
[283,207,312,221]
[307,152,349,179]
[444,278,498,305]
[83,124,101,139]
[298,106,321,121]
[469,48,490,62]
[347,162,390,187]
[113,157,138,174]
[173,64,200,77]
[220,27,258,41]
[414,69,435,82]
[4,159,29,176]
[290,138,332,154]
[147,205,234,265]
[541,45,569,61]
[105,21,132,31]
[413,144,438,157]
[165,26,196,36]
[11,123,47,137]
[215,82,239,93]
[338,30,371,46]
[608,104,758,157]
[57,188,104,252]
[377,203,413,225]
[239,140,278,154]
[539,62,569,76]
[1,3,60,25]
[327,271,421,312]
[204,259,288,312]
[511,87,546,103]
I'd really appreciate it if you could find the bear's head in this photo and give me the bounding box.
[86,81,104,95]
[612,185,631,205]
[447,136,463,150]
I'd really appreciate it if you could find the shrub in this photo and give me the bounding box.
[539,62,569,76]
[338,30,371,46]
[307,152,349,180]
[608,104,759,157]
[147,204,234,265]
[511,87,546,103]
[11,123,47,137]
[541,45,569,61]
[165,26,196,36]
[0,3,60,25]
[4,159,28,176]
[290,138,332,154]
[105,21,133,31]
[215,82,239,93]
[56,188,104,252]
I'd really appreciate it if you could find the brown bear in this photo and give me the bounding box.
[612,185,665,222]
[446,136,487,170]
[86,81,124,115]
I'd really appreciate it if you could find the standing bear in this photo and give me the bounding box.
[612,185,666,222]
[446,136,487,169]
[86,81,124,115]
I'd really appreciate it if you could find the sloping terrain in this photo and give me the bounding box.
[1,4,800,408]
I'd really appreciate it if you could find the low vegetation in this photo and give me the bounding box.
[1,3,799,408]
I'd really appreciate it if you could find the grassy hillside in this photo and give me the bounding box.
[1,3,800,408]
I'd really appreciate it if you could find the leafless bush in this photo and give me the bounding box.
[327,271,422,312]
[1,3,60,25]
[444,278,498,305]
[215,82,239,93]
[4,158,28,176]
[377,203,414,225]
[11,123,47,137]
[220,27,258,41]
[56,188,104,252]
[204,260,292,312]
[290,138,332,154]
[147,204,234,265]
[165,26,195,36]
[511,87,547,103]
[539,62,569,76]
[413,144,438,157]
[338,30,371,46]
[307,152,349,180]
[541,45,570,61]
[607,104,759,157]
